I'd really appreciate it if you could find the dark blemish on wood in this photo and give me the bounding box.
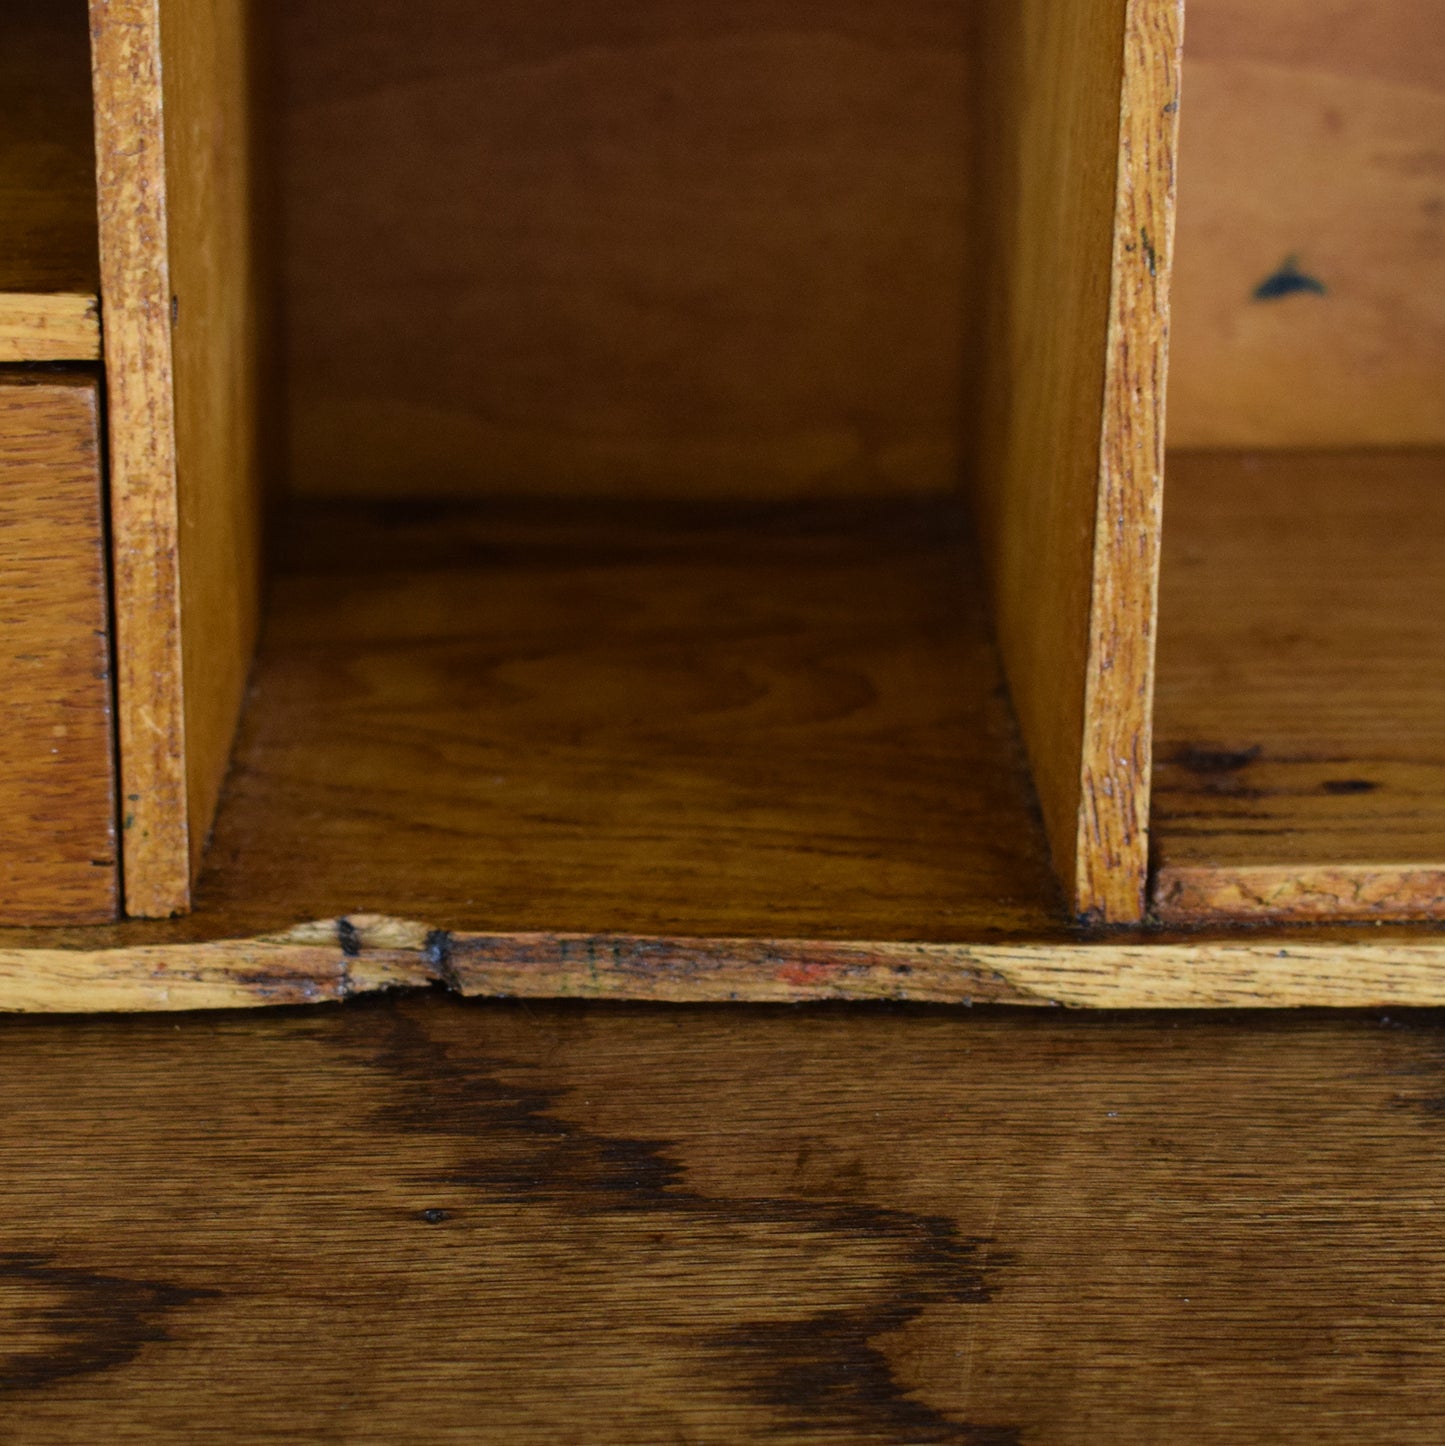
[1171,744,1262,775]
[1253,256,1327,301]
[231,969,329,1005]
[424,929,461,993]
[1141,227,1157,279]
[363,1013,1015,1442]
[336,918,362,958]
[169,295,178,326]
[1323,779,1379,795]
[418,1208,451,1224]
[0,1253,218,1393]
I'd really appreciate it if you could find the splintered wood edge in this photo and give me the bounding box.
[1155,865,1445,924]
[0,294,101,361]
[1073,0,1182,922]
[2,915,1444,1012]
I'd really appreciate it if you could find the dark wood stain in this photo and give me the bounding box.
[363,1009,1015,1441]
[7,999,1445,1439]
[0,1254,217,1393]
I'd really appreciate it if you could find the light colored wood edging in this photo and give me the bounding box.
[1156,865,1445,924]
[90,0,190,916]
[1075,0,1182,920]
[0,294,101,361]
[3,915,1444,1012]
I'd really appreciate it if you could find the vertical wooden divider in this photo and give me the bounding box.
[973,0,1182,923]
[90,0,263,916]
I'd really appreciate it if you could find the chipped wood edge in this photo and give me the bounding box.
[90,0,191,916]
[1155,864,1445,925]
[1075,0,1183,923]
[3,914,1445,1012]
[0,294,101,362]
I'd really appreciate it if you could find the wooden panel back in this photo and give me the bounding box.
[1169,0,1445,447]
[90,0,264,916]
[0,376,118,924]
[973,0,1182,921]
[274,0,975,500]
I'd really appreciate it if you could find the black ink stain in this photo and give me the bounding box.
[1253,256,1327,301]
[0,1254,218,1393]
[1171,744,1262,775]
[336,917,362,958]
[358,1010,1016,1444]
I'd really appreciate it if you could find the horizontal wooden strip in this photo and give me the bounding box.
[0,293,101,361]
[4,914,1445,1012]
[1155,864,1445,924]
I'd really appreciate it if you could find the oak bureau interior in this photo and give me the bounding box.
[1,0,1444,1010]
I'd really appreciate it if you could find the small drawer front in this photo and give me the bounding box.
[0,374,117,923]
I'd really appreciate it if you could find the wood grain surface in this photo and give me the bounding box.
[1153,449,1445,922]
[7,911,1445,1012]
[1169,0,1445,447]
[203,498,1064,941]
[0,375,117,924]
[3,996,1445,1442]
[90,0,265,916]
[973,0,1181,922]
[0,0,101,362]
[274,0,976,500]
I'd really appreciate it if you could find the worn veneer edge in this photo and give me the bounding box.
[1074,0,1182,922]
[0,294,102,362]
[90,0,192,917]
[1155,865,1445,924]
[2,914,1444,1012]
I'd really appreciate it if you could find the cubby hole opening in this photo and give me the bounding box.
[183,0,1071,939]
[1152,0,1445,923]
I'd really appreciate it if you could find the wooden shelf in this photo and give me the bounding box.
[0,0,101,361]
[1153,449,1445,921]
[194,498,1063,940]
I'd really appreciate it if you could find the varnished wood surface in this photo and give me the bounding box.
[0,375,117,924]
[4,996,1445,1441]
[202,498,1064,940]
[275,0,975,500]
[90,0,265,915]
[1169,0,1445,447]
[161,0,267,888]
[1154,449,1445,921]
[973,0,1180,922]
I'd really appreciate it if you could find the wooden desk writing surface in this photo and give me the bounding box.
[2,996,1443,1443]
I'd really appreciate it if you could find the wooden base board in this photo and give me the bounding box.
[3,912,1445,1012]
[1154,449,1445,923]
